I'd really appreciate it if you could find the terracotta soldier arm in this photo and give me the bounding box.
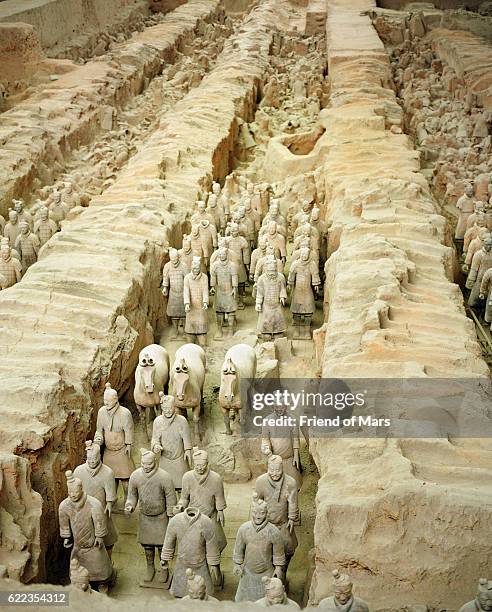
[104,469,118,504]
[14,260,22,282]
[164,475,177,515]
[215,477,227,513]
[279,274,288,303]
[210,266,217,290]
[125,472,139,513]
[161,521,177,563]
[123,409,134,446]
[311,262,322,287]
[32,234,40,256]
[242,239,251,266]
[466,250,483,287]
[211,224,218,248]
[91,500,108,539]
[287,264,296,286]
[58,505,72,540]
[272,529,286,569]
[162,264,170,293]
[178,475,190,510]
[205,525,221,567]
[183,275,191,308]
[279,236,287,260]
[180,419,193,456]
[288,486,300,524]
[202,275,209,306]
[232,525,246,566]
[94,410,104,445]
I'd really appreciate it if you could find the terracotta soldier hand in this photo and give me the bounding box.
[184,449,192,467]
[125,444,132,457]
[63,538,73,549]
[293,449,300,469]
[462,264,469,273]
[202,302,208,310]
[287,283,293,292]
[210,287,216,295]
[95,537,105,549]
[273,566,284,581]
[288,519,295,533]
[172,504,184,515]
[217,510,225,526]
[160,559,168,569]
[185,303,191,312]
[233,563,243,577]
[210,565,222,586]
[162,287,168,296]
[152,443,163,454]
[479,293,485,299]
[232,287,237,299]
[255,303,262,312]
[280,297,286,307]
[124,504,133,517]
[249,274,254,282]
[105,501,113,518]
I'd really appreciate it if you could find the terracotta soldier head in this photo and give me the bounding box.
[169,248,179,265]
[301,200,312,214]
[266,259,278,279]
[70,558,91,592]
[140,448,157,473]
[208,194,218,209]
[66,470,84,503]
[300,247,310,263]
[12,199,24,215]
[196,200,206,214]
[40,206,50,221]
[212,182,221,197]
[19,220,29,236]
[8,209,18,224]
[262,576,288,606]
[476,578,492,611]
[218,247,228,262]
[243,197,252,212]
[251,494,268,526]
[332,569,353,605]
[311,207,321,222]
[85,440,102,469]
[159,392,176,419]
[103,383,118,411]
[267,453,283,481]
[191,256,201,277]
[258,235,268,251]
[1,244,10,261]
[246,183,255,197]
[230,222,239,237]
[192,447,208,476]
[185,568,207,600]
[484,237,492,253]
[464,184,474,198]
[268,221,277,236]
[52,190,62,205]
[182,234,191,252]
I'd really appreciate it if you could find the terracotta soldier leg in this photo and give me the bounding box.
[223,407,232,435]
[196,333,207,347]
[238,283,245,309]
[170,318,179,339]
[143,546,156,582]
[215,313,224,339]
[227,313,235,337]
[186,333,195,343]
[193,406,201,440]
[155,546,168,583]
[292,314,301,339]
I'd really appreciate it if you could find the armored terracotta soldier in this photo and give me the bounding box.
[465,201,486,234]
[256,261,287,340]
[179,234,193,273]
[94,383,135,508]
[293,224,320,261]
[189,225,207,273]
[73,441,118,557]
[255,454,299,569]
[244,197,261,243]
[191,200,216,229]
[15,221,40,274]
[34,206,58,246]
[292,214,311,241]
[255,576,300,608]
[261,405,302,489]
[59,471,114,593]
[464,214,487,257]
[233,495,285,602]
[161,506,222,598]
[198,219,217,271]
[3,210,21,247]
[210,236,241,268]
[162,248,187,338]
[69,558,92,593]
[459,578,492,612]
[151,393,192,490]
[176,447,227,554]
[213,181,231,223]
[207,193,226,233]
[464,228,490,269]
[288,247,321,339]
[261,222,287,263]
[125,448,176,585]
[0,244,22,288]
[184,256,209,346]
[182,568,218,601]
[456,184,475,250]
[210,246,238,338]
[291,238,319,267]
[254,248,285,285]
[291,200,313,235]
[228,222,250,309]
[63,181,81,209]
[466,237,492,307]
[237,205,256,250]
[49,190,68,225]
[251,236,269,282]
[12,199,33,229]
[319,569,369,612]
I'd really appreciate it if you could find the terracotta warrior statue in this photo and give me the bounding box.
[256,260,287,340]
[261,201,287,238]
[162,248,187,338]
[12,199,33,228]
[207,193,226,233]
[261,404,302,489]
[319,569,369,612]
[94,383,135,510]
[459,578,492,612]
[176,447,227,556]
[466,237,492,308]
[227,222,250,309]
[0,244,22,288]
[191,200,216,229]
[70,558,92,593]
[288,246,321,339]
[262,221,287,263]
[151,393,192,490]
[161,506,222,598]
[179,234,193,273]
[233,494,285,602]
[182,568,218,601]
[15,221,40,274]
[73,441,118,557]
[455,184,475,252]
[184,256,209,346]
[3,210,21,247]
[255,576,300,608]
[49,190,68,225]
[255,453,299,570]
[59,471,114,593]
[250,235,269,282]
[198,219,218,271]
[210,246,238,338]
[189,225,206,272]
[291,200,313,235]
[125,448,176,585]
[34,206,58,246]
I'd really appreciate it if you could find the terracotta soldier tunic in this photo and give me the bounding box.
[255,473,299,557]
[126,465,176,545]
[233,519,285,602]
[151,412,192,488]
[319,596,369,612]
[94,403,135,479]
[15,231,40,273]
[183,270,209,335]
[210,259,238,314]
[455,192,475,239]
[162,259,187,319]
[228,234,250,284]
[256,272,287,335]
[0,254,22,287]
[261,418,302,488]
[466,247,492,306]
[3,220,21,247]
[58,493,113,582]
[256,596,300,608]
[161,508,220,598]
[180,468,227,552]
[288,259,320,315]
[72,462,118,548]
[34,217,58,246]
